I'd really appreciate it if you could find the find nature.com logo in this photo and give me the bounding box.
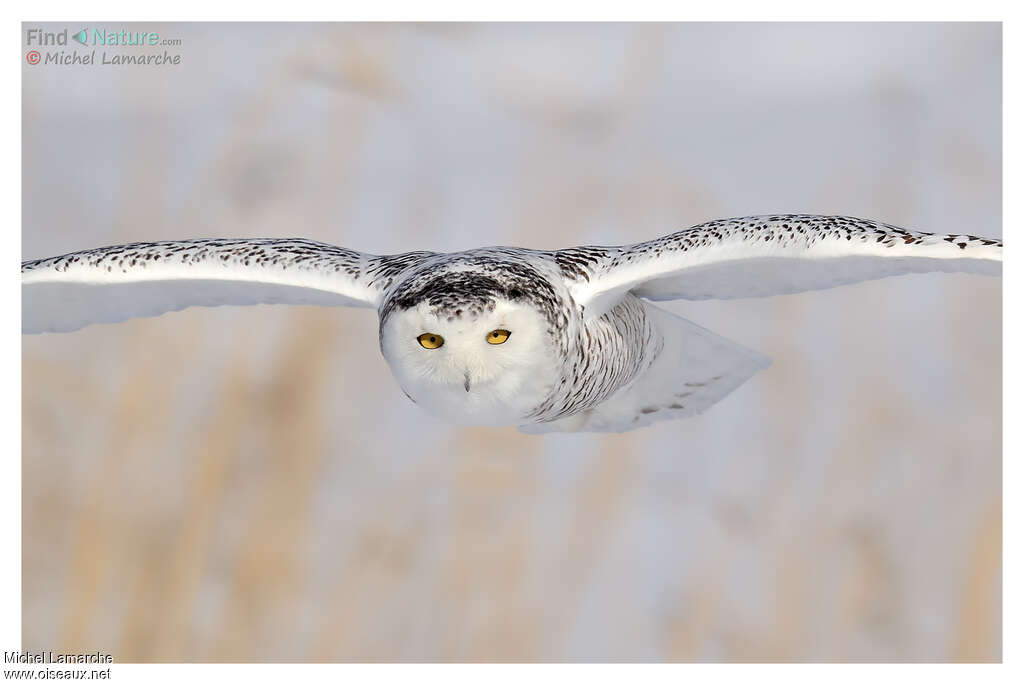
[25,26,183,66]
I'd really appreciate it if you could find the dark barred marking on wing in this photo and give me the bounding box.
[553,246,613,282]
[553,214,1002,283]
[22,238,438,294]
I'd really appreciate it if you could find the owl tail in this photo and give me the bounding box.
[522,303,770,433]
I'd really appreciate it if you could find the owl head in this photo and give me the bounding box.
[378,268,561,426]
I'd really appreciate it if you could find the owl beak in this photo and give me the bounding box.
[463,372,471,392]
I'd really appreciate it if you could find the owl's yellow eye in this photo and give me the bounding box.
[417,333,444,349]
[486,329,511,345]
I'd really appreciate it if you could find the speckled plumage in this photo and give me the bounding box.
[22,215,1002,433]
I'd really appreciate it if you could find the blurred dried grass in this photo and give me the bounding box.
[22,23,1000,661]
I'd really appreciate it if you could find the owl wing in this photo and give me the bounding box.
[555,215,1003,319]
[521,303,771,434]
[22,238,436,333]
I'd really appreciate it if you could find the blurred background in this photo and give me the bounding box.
[21,23,1001,662]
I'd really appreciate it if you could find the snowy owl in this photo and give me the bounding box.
[22,215,1001,433]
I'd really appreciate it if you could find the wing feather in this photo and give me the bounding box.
[22,238,435,333]
[556,215,1002,318]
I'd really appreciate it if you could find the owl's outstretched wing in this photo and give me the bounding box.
[555,215,1003,319]
[22,238,435,334]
